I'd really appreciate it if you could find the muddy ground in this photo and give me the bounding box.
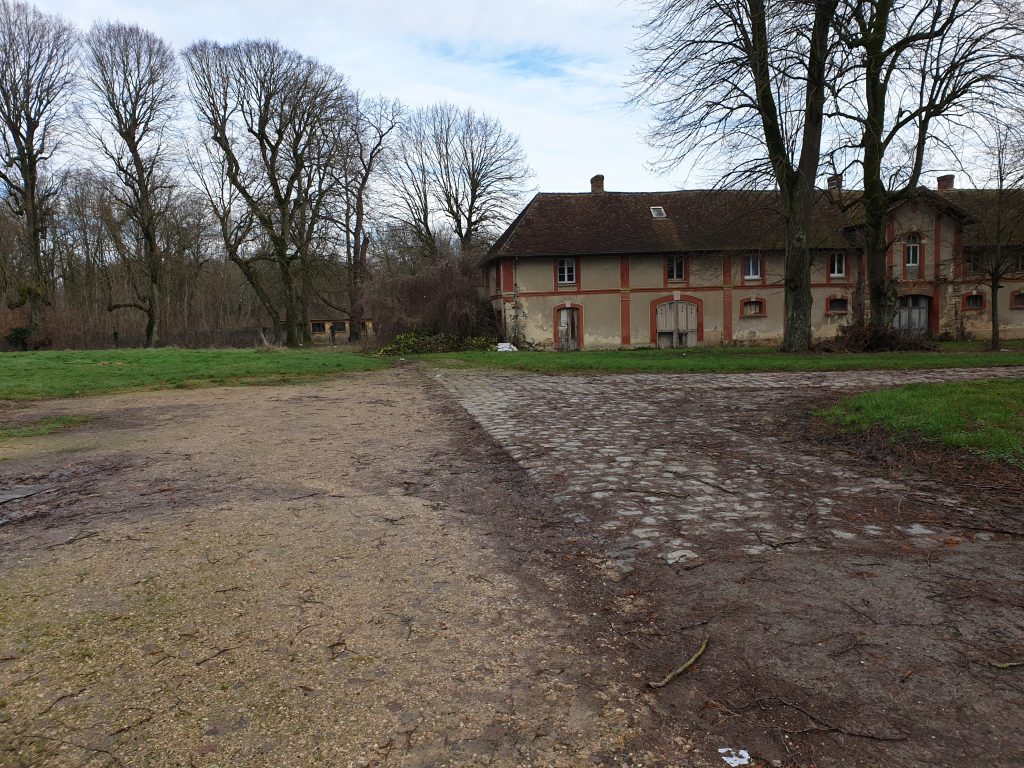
[1,365,1022,768]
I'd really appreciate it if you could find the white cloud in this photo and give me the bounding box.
[35,0,700,193]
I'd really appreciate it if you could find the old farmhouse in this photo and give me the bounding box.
[483,174,1024,350]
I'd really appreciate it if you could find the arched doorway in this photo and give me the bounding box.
[556,305,580,351]
[655,300,698,348]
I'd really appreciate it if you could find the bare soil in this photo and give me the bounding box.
[1,365,1022,768]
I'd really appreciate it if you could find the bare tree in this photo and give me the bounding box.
[183,39,351,347]
[188,138,282,341]
[387,108,438,258]
[0,0,77,328]
[632,0,841,351]
[962,119,1024,349]
[389,103,532,256]
[339,94,400,340]
[82,21,180,346]
[833,0,1024,329]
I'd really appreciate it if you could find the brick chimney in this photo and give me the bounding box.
[937,174,955,190]
[590,174,605,193]
[826,174,843,192]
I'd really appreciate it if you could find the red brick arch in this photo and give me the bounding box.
[649,294,704,344]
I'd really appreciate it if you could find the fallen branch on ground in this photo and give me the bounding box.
[648,637,709,689]
[989,660,1023,670]
[194,647,238,666]
[37,688,86,716]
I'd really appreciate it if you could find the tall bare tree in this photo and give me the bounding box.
[183,39,351,347]
[389,103,532,256]
[963,119,1024,349]
[340,94,400,340]
[833,0,1024,329]
[188,138,282,341]
[0,0,77,328]
[82,22,180,346]
[632,0,840,351]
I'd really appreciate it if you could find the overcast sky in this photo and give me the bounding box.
[35,0,697,194]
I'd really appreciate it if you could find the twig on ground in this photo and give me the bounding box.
[26,734,126,767]
[45,531,99,549]
[194,646,238,666]
[756,531,801,549]
[989,660,1024,670]
[742,695,908,742]
[38,688,86,716]
[648,637,709,689]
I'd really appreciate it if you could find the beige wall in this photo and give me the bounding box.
[489,227,1024,347]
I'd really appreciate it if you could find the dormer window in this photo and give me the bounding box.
[650,206,667,218]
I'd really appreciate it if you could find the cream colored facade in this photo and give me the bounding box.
[487,198,1024,349]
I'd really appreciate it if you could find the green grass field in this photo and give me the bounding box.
[0,416,92,439]
[421,340,1024,375]
[824,379,1024,468]
[0,348,386,400]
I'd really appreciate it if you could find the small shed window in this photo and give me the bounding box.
[650,206,667,218]
[741,299,765,317]
[310,322,326,334]
[827,297,849,314]
[557,258,576,285]
[667,255,686,281]
[963,293,984,310]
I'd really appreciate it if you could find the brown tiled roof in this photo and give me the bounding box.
[485,189,856,262]
[939,189,1024,246]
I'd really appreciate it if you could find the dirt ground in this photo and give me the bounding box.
[1,365,1022,768]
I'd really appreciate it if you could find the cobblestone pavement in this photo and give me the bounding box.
[438,366,1024,574]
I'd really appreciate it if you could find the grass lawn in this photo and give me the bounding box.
[0,348,386,401]
[0,416,92,439]
[420,340,1024,375]
[824,379,1024,468]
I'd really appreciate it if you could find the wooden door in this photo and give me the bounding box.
[893,295,930,333]
[557,307,579,351]
[656,301,698,348]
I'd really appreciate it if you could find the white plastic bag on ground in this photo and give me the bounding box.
[496,343,518,352]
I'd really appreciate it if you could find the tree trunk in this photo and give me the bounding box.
[781,183,814,351]
[279,260,301,347]
[145,277,160,348]
[990,272,1001,350]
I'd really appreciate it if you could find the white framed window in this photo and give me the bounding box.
[744,254,761,280]
[557,258,576,285]
[905,234,920,266]
[829,252,846,278]
[650,206,667,218]
[667,255,685,281]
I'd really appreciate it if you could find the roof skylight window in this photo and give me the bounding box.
[650,206,667,218]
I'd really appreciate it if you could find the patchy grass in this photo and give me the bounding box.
[0,416,91,439]
[421,341,1024,375]
[824,379,1024,467]
[0,348,386,401]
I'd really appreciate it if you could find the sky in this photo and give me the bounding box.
[35,0,696,195]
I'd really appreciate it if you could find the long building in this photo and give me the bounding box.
[483,174,1024,349]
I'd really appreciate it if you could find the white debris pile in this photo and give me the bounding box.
[719,747,751,767]
[496,342,518,352]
